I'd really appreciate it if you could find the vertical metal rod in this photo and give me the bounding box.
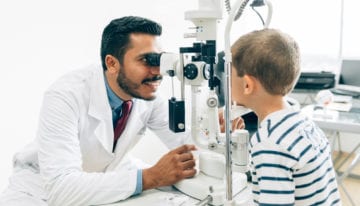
[171,76,175,98]
[223,0,248,200]
[224,61,233,200]
[224,0,253,202]
[338,0,344,60]
[179,53,185,100]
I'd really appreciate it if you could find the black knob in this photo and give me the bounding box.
[184,63,198,80]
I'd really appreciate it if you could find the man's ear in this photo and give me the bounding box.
[105,55,119,74]
[243,74,255,95]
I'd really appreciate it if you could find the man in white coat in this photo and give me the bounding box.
[0,16,203,206]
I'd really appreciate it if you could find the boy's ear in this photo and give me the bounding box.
[105,55,120,74]
[243,74,255,95]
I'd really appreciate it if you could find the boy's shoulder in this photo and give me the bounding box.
[252,108,317,151]
[257,107,304,138]
[251,107,329,161]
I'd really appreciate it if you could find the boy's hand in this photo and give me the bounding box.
[218,108,245,132]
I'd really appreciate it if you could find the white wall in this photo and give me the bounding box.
[1,0,359,191]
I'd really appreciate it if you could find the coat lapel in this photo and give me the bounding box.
[85,66,152,161]
[87,67,114,154]
[106,101,149,171]
[113,102,146,155]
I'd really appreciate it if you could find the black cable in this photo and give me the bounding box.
[251,6,265,26]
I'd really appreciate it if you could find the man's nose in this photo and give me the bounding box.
[149,66,160,75]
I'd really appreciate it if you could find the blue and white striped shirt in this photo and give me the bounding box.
[250,107,340,205]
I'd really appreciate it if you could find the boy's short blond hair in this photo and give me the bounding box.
[231,29,300,96]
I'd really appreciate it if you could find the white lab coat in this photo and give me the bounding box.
[3,64,189,206]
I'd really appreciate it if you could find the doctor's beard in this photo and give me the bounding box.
[116,68,162,101]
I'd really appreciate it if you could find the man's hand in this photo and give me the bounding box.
[218,108,245,133]
[142,144,197,190]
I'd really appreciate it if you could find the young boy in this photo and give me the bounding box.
[231,29,340,205]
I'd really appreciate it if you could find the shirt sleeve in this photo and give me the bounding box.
[133,169,143,195]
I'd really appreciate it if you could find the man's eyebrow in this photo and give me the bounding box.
[136,52,160,59]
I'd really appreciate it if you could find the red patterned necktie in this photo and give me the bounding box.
[113,100,133,147]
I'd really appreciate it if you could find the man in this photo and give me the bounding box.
[231,28,340,205]
[0,16,200,206]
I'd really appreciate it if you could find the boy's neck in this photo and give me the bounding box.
[253,95,288,122]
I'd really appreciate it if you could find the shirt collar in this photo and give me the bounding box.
[104,73,123,111]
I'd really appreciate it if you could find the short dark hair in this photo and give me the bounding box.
[231,29,300,96]
[100,16,162,70]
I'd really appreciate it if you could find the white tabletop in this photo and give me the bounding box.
[105,185,252,206]
[302,104,360,134]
